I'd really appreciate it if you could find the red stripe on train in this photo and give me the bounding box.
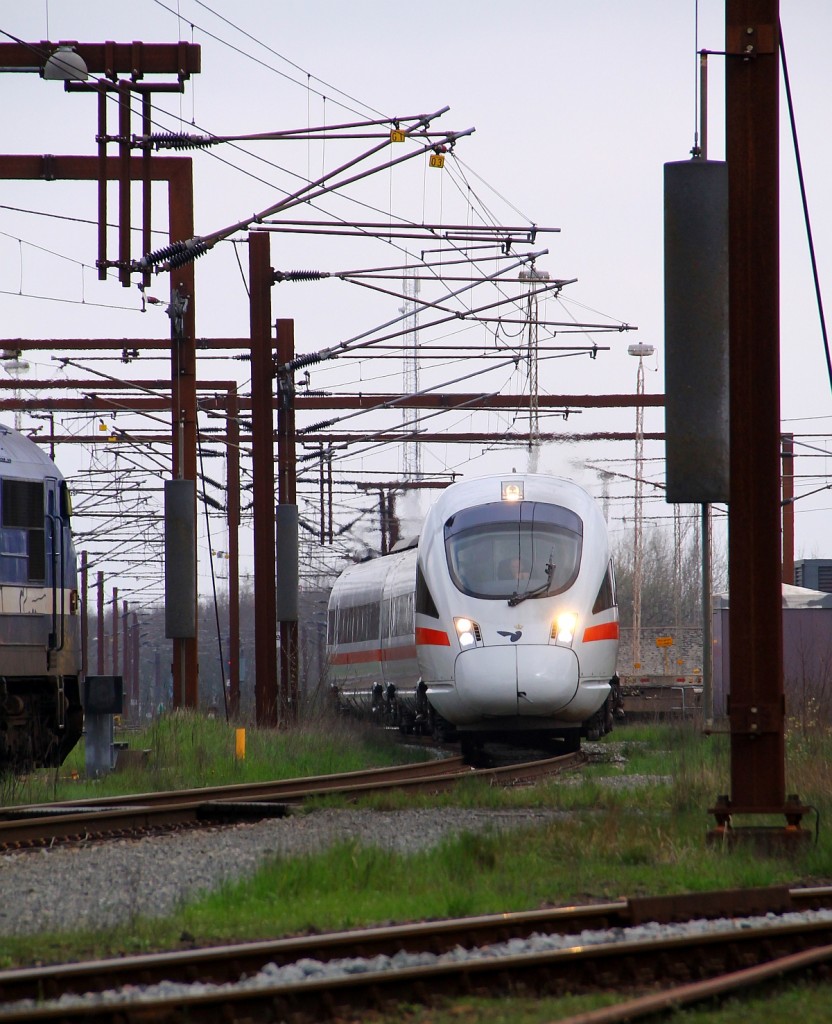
[415,626,451,647]
[330,644,417,666]
[582,622,619,642]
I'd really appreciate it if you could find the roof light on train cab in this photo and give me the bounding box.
[501,481,524,502]
[554,611,578,646]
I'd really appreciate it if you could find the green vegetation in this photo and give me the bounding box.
[351,981,832,1024]
[0,711,428,806]
[2,718,832,1021]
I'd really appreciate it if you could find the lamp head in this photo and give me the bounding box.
[42,45,88,82]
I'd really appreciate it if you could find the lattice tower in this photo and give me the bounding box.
[401,268,421,480]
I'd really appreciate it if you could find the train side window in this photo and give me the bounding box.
[338,602,381,644]
[327,607,337,644]
[592,560,617,614]
[341,606,354,643]
[391,592,414,636]
[415,563,439,619]
[2,480,46,582]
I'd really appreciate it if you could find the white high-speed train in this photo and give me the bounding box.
[327,474,620,752]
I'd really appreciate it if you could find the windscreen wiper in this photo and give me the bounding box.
[507,559,556,607]
[508,580,550,606]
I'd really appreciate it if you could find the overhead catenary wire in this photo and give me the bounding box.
[1,14,655,598]
[138,107,472,271]
[156,0,387,122]
[2,33,471,288]
[161,0,543,250]
[779,24,832,399]
[286,250,549,369]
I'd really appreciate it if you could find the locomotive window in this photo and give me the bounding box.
[444,501,583,601]
[2,479,43,528]
[592,560,617,614]
[327,607,337,644]
[2,481,46,582]
[415,563,439,619]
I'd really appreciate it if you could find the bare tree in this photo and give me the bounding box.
[613,521,727,628]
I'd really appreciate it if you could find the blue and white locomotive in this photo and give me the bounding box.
[0,425,82,768]
[327,474,620,752]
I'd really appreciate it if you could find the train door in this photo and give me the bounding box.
[44,477,64,652]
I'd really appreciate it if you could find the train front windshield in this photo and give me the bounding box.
[444,501,583,601]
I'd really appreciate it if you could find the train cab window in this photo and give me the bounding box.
[415,563,440,619]
[444,501,583,601]
[592,560,617,614]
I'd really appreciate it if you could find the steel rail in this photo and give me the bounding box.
[556,942,832,1023]
[0,753,582,848]
[0,886,827,1006]
[0,900,630,1003]
[1,889,832,1021]
[2,755,467,815]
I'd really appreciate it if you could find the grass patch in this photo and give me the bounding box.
[3,721,832,975]
[320,980,832,1023]
[0,711,428,807]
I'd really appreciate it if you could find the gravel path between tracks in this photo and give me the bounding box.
[0,806,571,937]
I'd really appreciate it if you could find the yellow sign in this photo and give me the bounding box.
[390,129,405,143]
[655,636,674,647]
[429,152,445,168]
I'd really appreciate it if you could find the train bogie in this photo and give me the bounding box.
[327,474,620,749]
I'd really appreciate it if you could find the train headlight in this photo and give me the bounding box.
[553,611,578,646]
[454,616,481,648]
[501,480,524,502]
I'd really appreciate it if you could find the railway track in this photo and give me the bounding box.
[0,885,830,1021]
[0,750,583,850]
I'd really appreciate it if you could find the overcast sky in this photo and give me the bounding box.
[1,1,830,604]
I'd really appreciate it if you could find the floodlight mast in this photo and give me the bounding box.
[520,268,551,452]
[400,268,422,481]
[627,342,655,673]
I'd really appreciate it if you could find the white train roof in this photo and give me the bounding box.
[423,473,600,526]
[0,424,64,482]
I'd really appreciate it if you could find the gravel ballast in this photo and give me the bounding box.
[0,807,567,937]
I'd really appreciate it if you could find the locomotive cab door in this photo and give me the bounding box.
[44,477,64,653]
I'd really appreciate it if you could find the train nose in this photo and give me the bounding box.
[454,645,579,718]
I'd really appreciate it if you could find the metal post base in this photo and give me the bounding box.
[84,712,115,777]
[707,793,814,854]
